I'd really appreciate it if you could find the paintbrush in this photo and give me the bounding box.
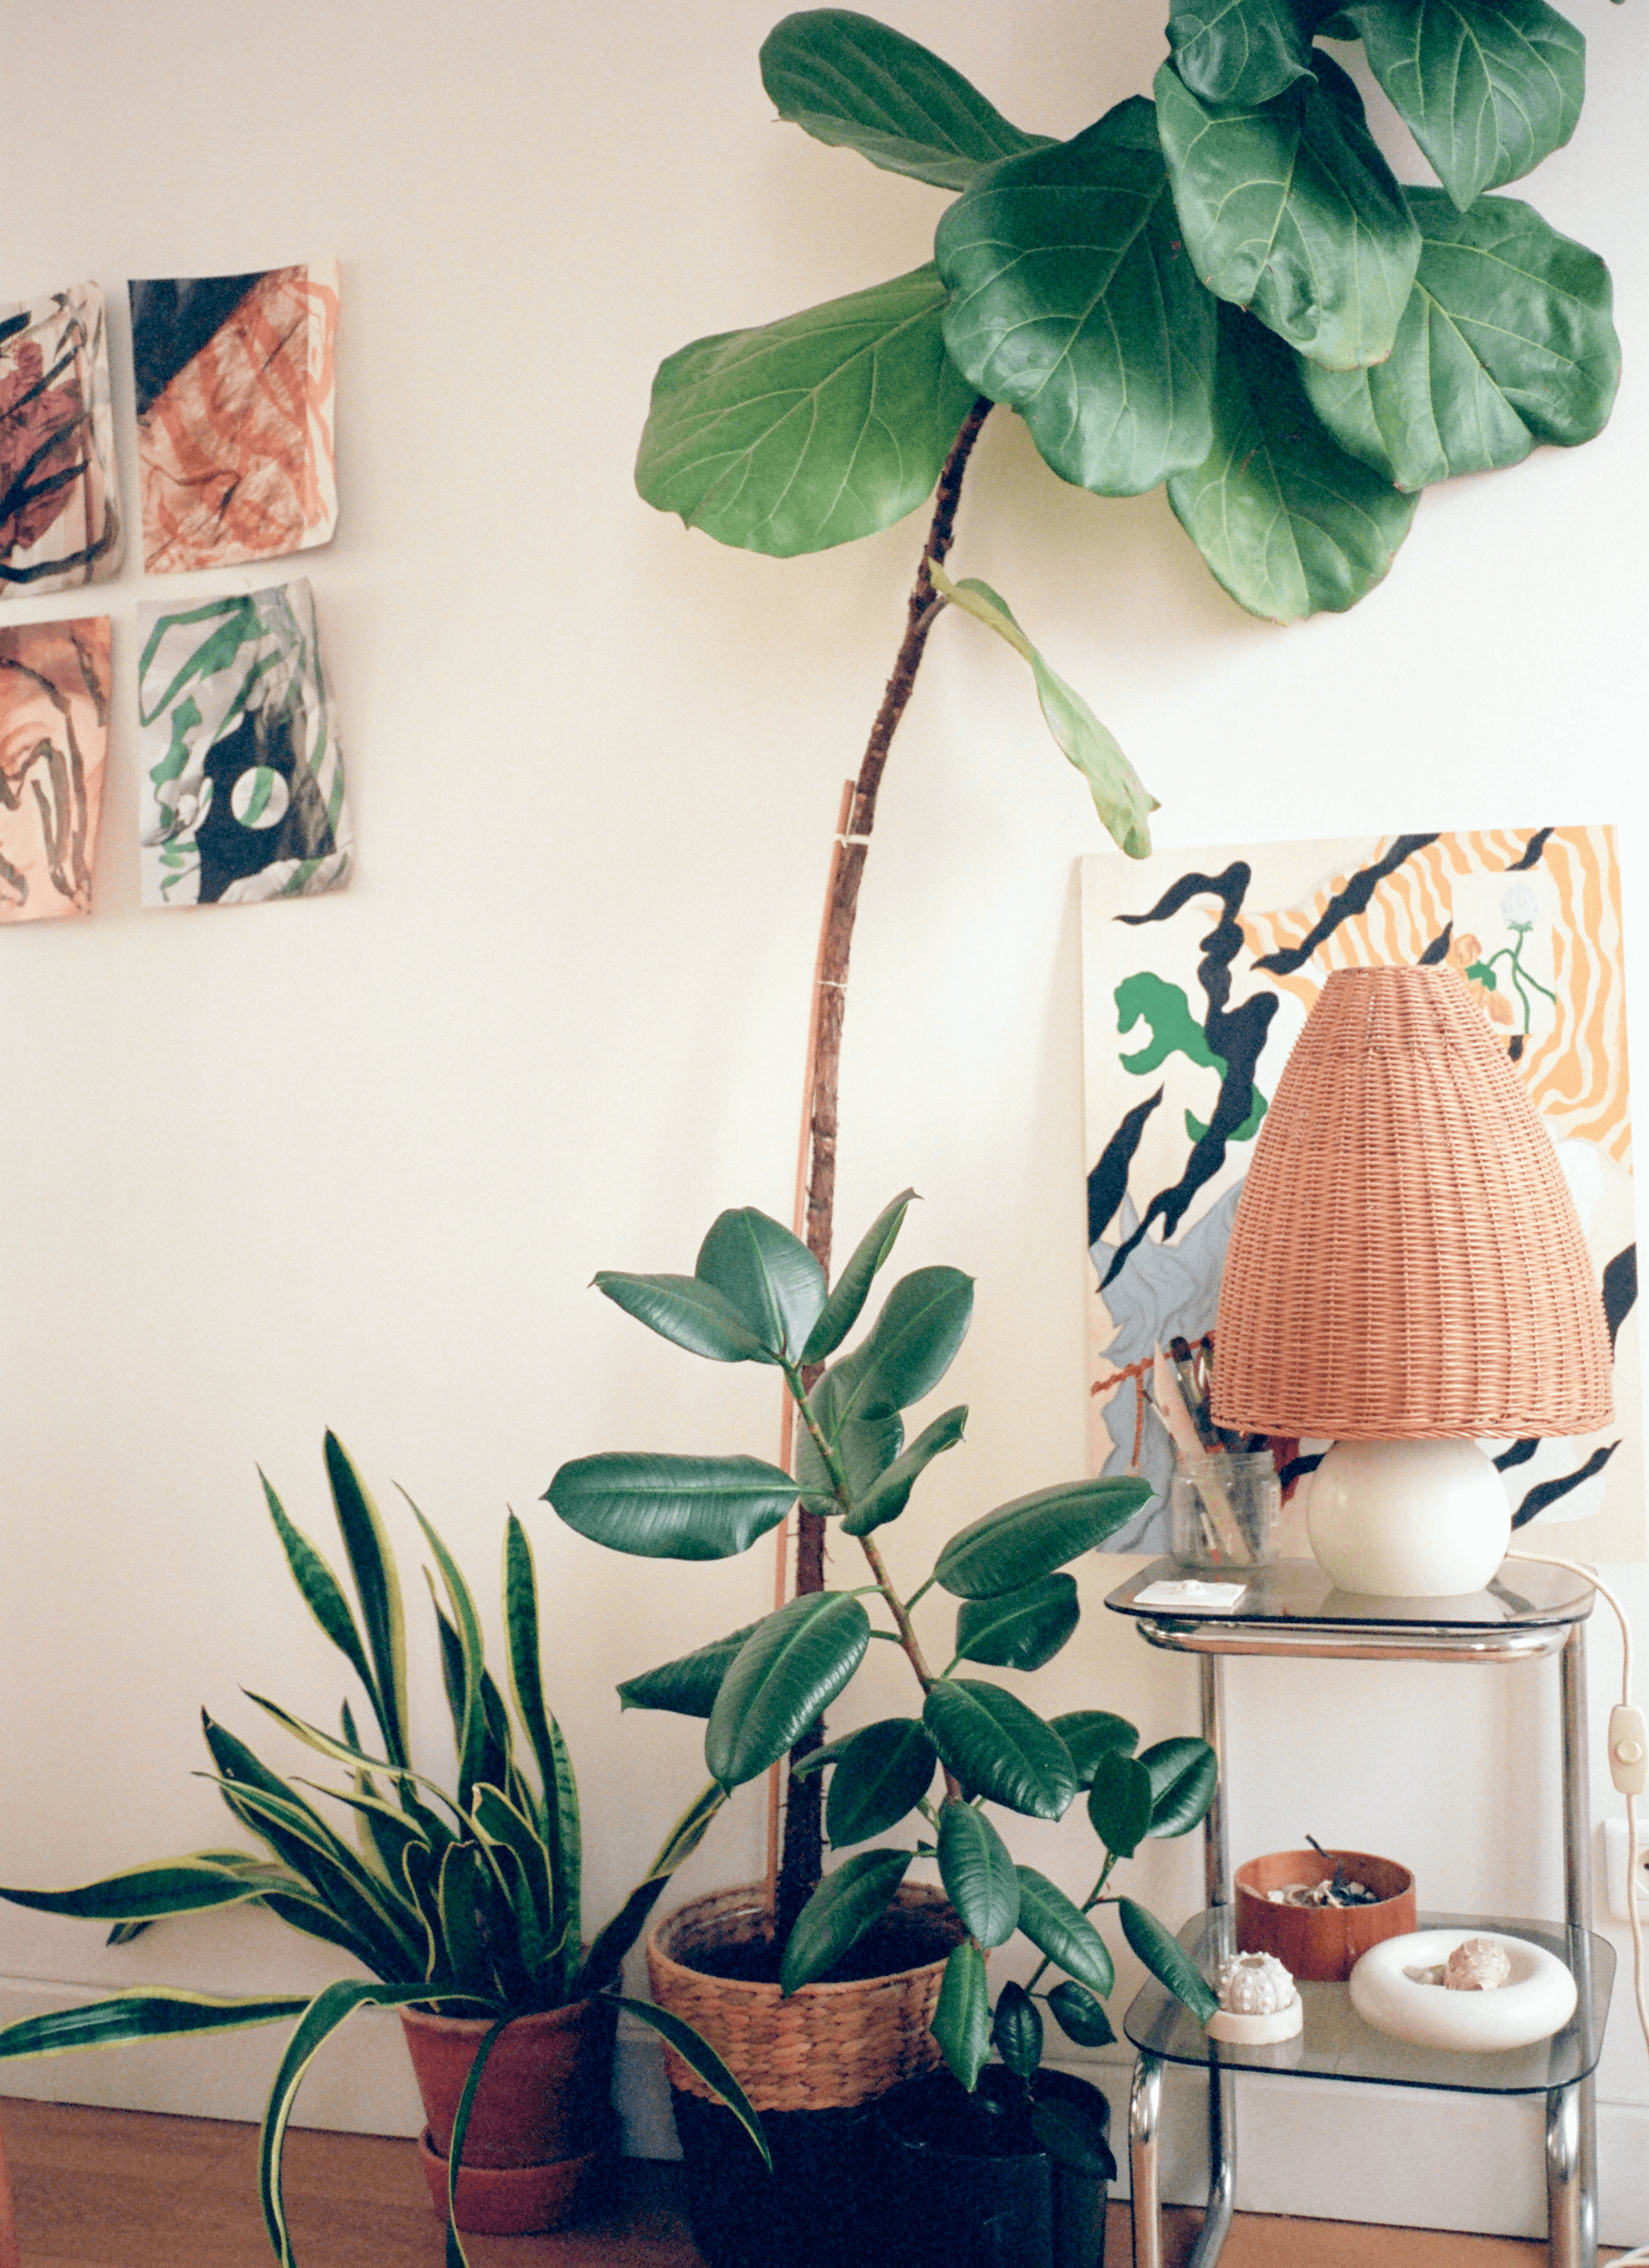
[1154,1342,1248,1561]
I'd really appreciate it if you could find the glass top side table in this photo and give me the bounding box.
[1103,1557,1609,2268]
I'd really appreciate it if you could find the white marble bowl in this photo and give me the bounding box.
[1349,1930,1576,2052]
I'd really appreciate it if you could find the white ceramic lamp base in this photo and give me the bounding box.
[1304,1438,1511,1598]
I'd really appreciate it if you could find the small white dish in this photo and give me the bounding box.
[1349,1929,1576,2052]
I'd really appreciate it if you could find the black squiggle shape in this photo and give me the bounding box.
[1494,1439,1538,1472]
[1089,1087,1163,1248]
[1278,1453,1324,1490]
[1252,834,1438,976]
[1603,1245,1637,1353]
[1420,924,1452,965]
[1510,1034,1525,1064]
[1510,828,1555,874]
[1512,1443,1617,1529]
[1105,864,1276,1286]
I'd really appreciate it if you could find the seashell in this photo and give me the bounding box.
[1443,1937,1512,1992]
[1217,1950,1297,2014]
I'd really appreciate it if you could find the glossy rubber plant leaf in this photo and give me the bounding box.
[800,1188,917,1365]
[1014,1867,1115,1997]
[1343,0,1584,212]
[1301,188,1619,490]
[1168,301,1420,621]
[322,1434,410,1769]
[760,9,1052,191]
[935,1476,1149,1599]
[923,1680,1079,1819]
[617,1623,762,1717]
[797,1354,905,1516]
[614,1996,770,2168]
[636,265,979,557]
[1086,1751,1155,1860]
[1046,1977,1116,2047]
[991,1979,1044,2080]
[546,1452,797,1561]
[932,1939,991,2090]
[1138,1737,1220,1836]
[1119,1899,1218,2022]
[1050,1711,1139,1788]
[780,1846,913,1992]
[706,1592,871,1789]
[1154,53,1420,370]
[954,1572,1080,1673]
[1167,0,1316,106]
[936,1798,1021,1947]
[1032,2093,1118,2178]
[926,567,1156,858]
[591,1271,775,1364]
[842,1404,967,1537]
[695,1207,826,1364]
[936,98,1217,498]
[825,1717,939,1845]
[842,1266,975,1423]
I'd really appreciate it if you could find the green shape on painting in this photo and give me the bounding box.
[1112,974,1266,1144]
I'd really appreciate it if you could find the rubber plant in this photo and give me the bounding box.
[0,1435,765,2268]
[633,1,1623,1924]
[546,1191,1221,2085]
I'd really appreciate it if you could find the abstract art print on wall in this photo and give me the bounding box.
[128,261,338,573]
[0,616,111,923]
[0,284,122,599]
[1081,829,1642,1563]
[138,580,352,909]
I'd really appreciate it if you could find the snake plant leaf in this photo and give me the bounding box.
[614,1996,771,2168]
[842,1404,967,1537]
[923,1680,1079,1819]
[405,1497,489,1811]
[935,98,1218,498]
[1166,0,1316,106]
[618,1623,763,1717]
[1046,1977,1117,2047]
[546,1452,798,1561]
[834,1266,974,1425]
[761,9,1052,190]
[991,1979,1044,2080]
[936,1798,1020,1946]
[262,1475,386,1751]
[1119,1899,1218,2022]
[543,1713,583,1999]
[1343,0,1584,212]
[0,1990,309,2066]
[781,1845,913,1992]
[955,1572,1080,1672]
[1154,54,1420,370]
[440,2013,511,2268]
[799,1350,906,1513]
[1049,1711,1140,1787]
[926,567,1156,858]
[706,1592,872,1789]
[1013,1866,1115,1997]
[932,1939,991,2091]
[1301,188,1620,490]
[1086,1751,1156,1860]
[581,1782,728,1995]
[800,1188,917,1364]
[695,1207,827,1364]
[502,1515,575,1964]
[1138,1737,1221,1836]
[824,1717,938,1845]
[636,265,979,557]
[0,1856,284,1924]
[322,1434,410,1769]
[199,1770,420,1977]
[935,1475,1149,1599]
[1168,301,1420,621]
[471,1783,554,1948]
[592,1271,777,1365]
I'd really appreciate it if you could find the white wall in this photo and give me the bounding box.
[1,0,1645,2243]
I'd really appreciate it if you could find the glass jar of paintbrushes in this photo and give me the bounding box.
[1154,1335,1281,1570]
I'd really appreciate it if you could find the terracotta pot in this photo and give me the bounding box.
[1235,1849,1416,1983]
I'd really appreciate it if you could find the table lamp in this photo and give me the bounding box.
[1210,964,1612,1597]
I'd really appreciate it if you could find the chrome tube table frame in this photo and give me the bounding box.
[1104,1559,1605,2268]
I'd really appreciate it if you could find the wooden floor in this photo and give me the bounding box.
[0,2097,1626,2267]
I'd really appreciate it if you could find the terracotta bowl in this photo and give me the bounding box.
[1235,1849,1416,1983]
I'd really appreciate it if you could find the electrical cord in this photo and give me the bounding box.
[1505,1548,1648,2266]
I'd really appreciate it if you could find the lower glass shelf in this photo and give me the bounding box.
[1123,1910,1614,2097]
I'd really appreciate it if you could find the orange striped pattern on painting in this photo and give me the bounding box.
[1237,829,1630,1166]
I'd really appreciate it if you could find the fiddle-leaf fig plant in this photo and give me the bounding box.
[0,1435,767,2268]
[545,1193,1221,2089]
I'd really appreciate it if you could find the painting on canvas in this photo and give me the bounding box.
[1081,829,1642,1563]
[128,262,338,573]
[0,616,111,922]
[0,284,122,599]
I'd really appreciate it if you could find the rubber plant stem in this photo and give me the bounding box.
[772,394,994,1942]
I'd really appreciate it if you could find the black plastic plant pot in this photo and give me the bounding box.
[669,2089,885,2268]
[871,2065,1117,2268]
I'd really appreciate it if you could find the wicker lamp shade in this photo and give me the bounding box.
[1211,964,1612,1441]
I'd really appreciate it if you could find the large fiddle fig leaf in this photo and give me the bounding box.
[935,1475,1149,1600]
[922,1680,1079,1819]
[1167,0,1316,106]
[760,10,1051,191]
[635,265,978,557]
[926,567,1156,858]
[546,1453,796,1561]
[705,1592,871,1788]
[1301,188,1619,490]
[1168,302,1420,621]
[1343,0,1584,212]
[1154,54,1420,370]
[935,98,1218,497]
[954,1572,1080,1672]
[695,1208,825,1364]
